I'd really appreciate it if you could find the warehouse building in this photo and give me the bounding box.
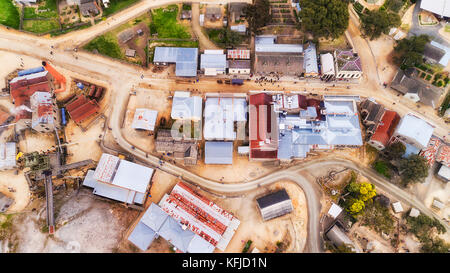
[256,189,293,221]
[204,141,233,165]
[0,142,17,171]
[131,108,158,131]
[153,47,198,77]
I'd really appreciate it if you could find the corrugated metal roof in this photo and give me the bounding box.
[256,189,291,209]
[204,142,233,164]
[171,96,202,120]
[140,203,169,231]
[93,153,120,183]
[158,217,195,253]
[395,114,434,148]
[321,53,335,75]
[127,221,157,251]
[153,47,198,77]
[132,108,158,131]
[304,42,318,74]
[200,54,227,70]
[420,0,450,18]
[112,159,154,193]
[93,180,135,203]
[0,142,16,170]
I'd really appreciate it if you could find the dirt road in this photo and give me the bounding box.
[191,3,220,50]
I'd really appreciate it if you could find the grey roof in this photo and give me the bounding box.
[204,142,233,164]
[0,192,13,213]
[127,221,157,251]
[228,60,251,69]
[140,203,169,231]
[257,189,291,209]
[92,181,135,204]
[158,217,195,253]
[153,47,198,77]
[326,224,358,251]
[0,142,17,170]
[424,43,446,63]
[200,54,227,70]
[187,234,216,253]
[82,169,97,188]
[303,42,318,74]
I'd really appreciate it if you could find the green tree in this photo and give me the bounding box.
[385,141,406,160]
[420,237,450,253]
[221,28,242,47]
[359,183,376,202]
[399,154,429,186]
[384,0,406,13]
[360,9,401,40]
[244,0,271,35]
[299,0,349,39]
[394,35,431,70]
[347,198,365,215]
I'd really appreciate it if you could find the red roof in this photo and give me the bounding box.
[66,95,99,123]
[10,79,51,122]
[298,95,307,110]
[437,145,450,167]
[249,93,278,159]
[370,110,400,147]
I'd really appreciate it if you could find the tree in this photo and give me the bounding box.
[299,0,349,39]
[359,183,376,202]
[221,28,242,47]
[385,141,406,160]
[394,35,431,70]
[384,0,406,13]
[420,237,450,253]
[399,154,429,186]
[244,0,271,35]
[347,198,365,215]
[360,9,401,40]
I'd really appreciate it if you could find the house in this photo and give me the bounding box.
[155,129,198,165]
[131,109,158,131]
[204,141,233,164]
[303,42,319,77]
[79,0,99,17]
[390,68,442,108]
[334,50,362,79]
[142,182,240,252]
[229,3,247,23]
[29,91,59,133]
[153,47,198,77]
[392,201,404,213]
[205,5,222,21]
[419,136,441,166]
[249,93,278,161]
[256,189,293,221]
[227,49,250,60]
[14,0,36,4]
[320,53,335,80]
[200,50,227,75]
[203,95,247,140]
[325,224,360,252]
[436,144,450,182]
[391,114,434,156]
[368,110,401,151]
[227,60,251,75]
[424,41,450,67]
[359,98,385,137]
[65,94,100,124]
[171,91,202,121]
[254,35,304,76]
[420,0,450,18]
[272,93,308,114]
[0,142,17,171]
[83,153,154,205]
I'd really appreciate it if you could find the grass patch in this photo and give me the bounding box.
[425,74,432,81]
[182,3,191,11]
[83,33,124,59]
[24,0,58,19]
[373,160,392,178]
[149,5,190,39]
[103,0,140,17]
[23,19,60,34]
[439,91,450,116]
[0,214,15,240]
[0,0,20,29]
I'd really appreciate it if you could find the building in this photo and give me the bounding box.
[200,50,227,75]
[419,137,441,166]
[320,53,335,80]
[230,24,246,33]
[158,182,240,251]
[277,96,363,160]
[256,189,293,221]
[391,114,434,156]
[9,69,54,131]
[437,164,450,182]
[436,144,450,182]
[153,47,198,77]
[125,49,136,58]
[171,91,202,121]
[420,0,450,18]
[30,91,59,133]
[390,68,443,108]
[128,202,215,252]
[327,203,343,219]
[79,0,99,17]
[131,109,158,131]
[334,50,362,79]
[155,129,198,165]
[359,98,386,137]
[227,49,250,60]
[204,141,233,165]
[368,110,401,151]
[227,60,251,75]
[181,10,192,20]
[13,0,37,4]
[205,5,222,21]
[432,198,445,210]
[0,142,17,171]
[83,153,154,205]
[203,94,247,140]
[249,93,278,161]
[0,192,13,213]
[254,35,304,76]
[229,3,247,23]
[325,224,360,252]
[65,94,100,124]
[392,201,404,213]
[303,42,319,77]
[409,208,420,218]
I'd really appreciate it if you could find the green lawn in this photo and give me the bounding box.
[103,0,140,17]
[83,33,124,59]
[150,5,190,39]
[0,0,20,29]
[22,19,60,34]
[24,0,58,19]
[373,160,392,179]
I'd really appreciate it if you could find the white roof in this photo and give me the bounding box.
[432,199,445,209]
[327,203,343,219]
[171,96,203,120]
[112,159,154,193]
[10,71,48,83]
[0,142,16,170]
[438,164,450,180]
[174,91,191,98]
[320,53,335,75]
[420,0,450,17]
[237,146,250,154]
[132,109,158,131]
[392,201,404,213]
[204,49,224,55]
[409,208,420,217]
[93,153,120,183]
[395,114,434,148]
[430,41,450,67]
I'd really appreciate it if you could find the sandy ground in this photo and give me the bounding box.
[121,172,308,253]
[401,3,414,31]
[0,169,31,212]
[6,190,138,253]
[0,52,44,90]
[65,118,104,164]
[366,36,398,85]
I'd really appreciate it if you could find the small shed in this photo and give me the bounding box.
[432,199,445,210]
[392,201,404,213]
[204,142,233,165]
[409,208,420,218]
[327,203,343,219]
[131,108,158,131]
[125,49,136,57]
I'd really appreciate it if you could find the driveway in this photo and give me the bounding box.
[191,3,220,50]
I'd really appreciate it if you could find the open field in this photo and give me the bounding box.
[23,0,58,19]
[84,33,124,59]
[0,0,20,29]
[150,5,190,39]
[22,19,60,34]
